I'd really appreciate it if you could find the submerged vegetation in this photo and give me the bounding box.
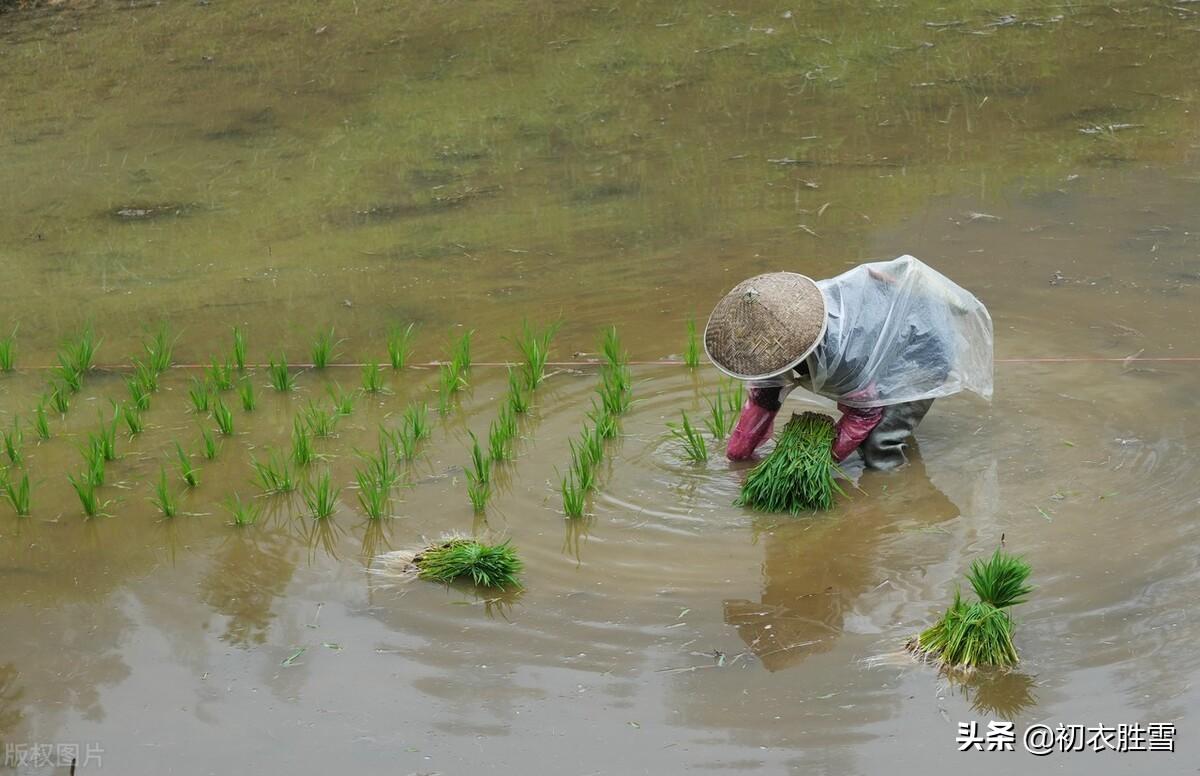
[736,412,843,513]
[909,550,1034,670]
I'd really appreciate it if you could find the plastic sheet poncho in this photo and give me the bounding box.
[754,256,993,409]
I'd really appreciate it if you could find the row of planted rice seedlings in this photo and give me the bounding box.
[463,321,559,513]
[560,326,632,518]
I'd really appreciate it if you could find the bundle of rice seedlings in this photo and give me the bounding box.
[375,535,523,590]
[908,550,1033,670]
[735,412,843,513]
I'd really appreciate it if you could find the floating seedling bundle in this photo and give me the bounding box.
[374,536,523,590]
[736,412,842,513]
[908,550,1033,671]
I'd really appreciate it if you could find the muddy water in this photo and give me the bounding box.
[2,1,1200,773]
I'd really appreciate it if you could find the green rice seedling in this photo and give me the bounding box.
[188,378,211,415]
[909,551,1033,670]
[439,361,464,399]
[311,327,337,369]
[291,417,315,467]
[207,358,234,391]
[412,537,523,589]
[598,373,632,417]
[33,399,51,441]
[150,466,177,518]
[302,469,340,519]
[363,432,399,487]
[385,423,416,462]
[2,470,30,516]
[132,358,158,394]
[561,471,586,518]
[268,354,295,392]
[668,411,708,463]
[80,440,106,487]
[683,316,701,368]
[327,383,354,415]
[568,443,596,493]
[574,425,605,475]
[704,389,734,440]
[465,431,490,512]
[66,325,99,376]
[587,401,618,440]
[126,374,151,411]
[494,406,520,460]
[226,493,261,526]
[144,324,173,375]
[232,326,247,372]
[302,401,337,437]
[212,397,235,436]
[451,330,473,374]
[49,383,70,415]
[122,403,144,437]
[354,465,390,520]
[387,322,416,370]
[53,354,83,394]
[507,367,530,414]
[68,473,100,518]
[3,420,24,467]
[513,319,559,389]
[0,328,15,372]
[601,326,627,368]
[238,377,257,411]
[403,402,430,440]
[736,412,843,513]
[251,449,295,494]
[200,427,219,460]
[175,442,198,487]
[361,360,384,394]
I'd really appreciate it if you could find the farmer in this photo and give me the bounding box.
[704,255,993,470]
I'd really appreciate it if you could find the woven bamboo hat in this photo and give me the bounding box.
[704,272,828,380]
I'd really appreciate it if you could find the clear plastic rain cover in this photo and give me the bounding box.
[758,255,993,409]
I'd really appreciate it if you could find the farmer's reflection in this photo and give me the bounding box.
[724,448,958,671]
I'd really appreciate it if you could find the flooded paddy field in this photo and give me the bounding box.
[1,0,1199,773]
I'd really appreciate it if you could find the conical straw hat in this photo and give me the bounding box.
[704,272,827,380]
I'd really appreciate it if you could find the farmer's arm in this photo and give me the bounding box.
[726,386,783,460]
[831,404,884,461]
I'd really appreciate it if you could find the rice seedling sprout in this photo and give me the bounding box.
[361,360,384,393]
[3,420,24,466]
[208,358,234,391]
[232,326,247,372]
[403,402,430,440]
[212,397,235,435]
[291,417,315,467]
[311,327,337,369]
[188,378,211,414]
[239,378,257,411]
[0,328,15,372]
[33,399,51,440]
[355,465,390,520]
[387,322,416,370]
[328,383,354,415]
[122,403,144,437]
[49,383,70,415]
[144,324,173,375]
[151,466,177,518]
[251,449,295,494]
[302,401,337,437]
[2,470,30,516]
[126,374,151,410]
[68,473,100,517]
[302,469,340,519]
[268,354,295,392]
[175,442,198,487]
[507,367,530,414]
[226,493,261,526]
[200,427,219,460]
[683,316,701,368]
[513,319,559,389]
[668,410,708,463]
[561,471,586,518]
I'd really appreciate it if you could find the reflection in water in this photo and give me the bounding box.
[197,531,298,648]
[725,449,959,671]
[954,669,1040,721]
